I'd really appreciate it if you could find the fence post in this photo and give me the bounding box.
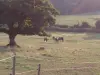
[12,48,16,75]
[37,64,41,75]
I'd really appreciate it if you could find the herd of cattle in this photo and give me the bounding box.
[44,36,64,42]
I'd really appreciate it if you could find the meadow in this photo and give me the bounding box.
[1,14,100,75]
[1,32,100,75]
[56,15,100,26]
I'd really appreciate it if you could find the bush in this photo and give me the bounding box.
[80,22,91,28]
[54,24,69,28]
[73,24,80,28]
[69,26,74,28]
[95,20,100,29]
[58,25,69,28]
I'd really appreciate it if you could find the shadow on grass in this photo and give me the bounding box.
[0,46,8,53]
[40,41,57,44]
[83,33,100,40]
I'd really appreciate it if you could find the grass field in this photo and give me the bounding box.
[1,32,100,75]
[56,15,100,26]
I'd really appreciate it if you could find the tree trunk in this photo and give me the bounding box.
[9,34,16,45]
[6,34,20,48]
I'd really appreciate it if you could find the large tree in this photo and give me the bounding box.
[0,0,59,47]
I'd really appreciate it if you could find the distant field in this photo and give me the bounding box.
[1,32,100,75]
[56,15,100,26]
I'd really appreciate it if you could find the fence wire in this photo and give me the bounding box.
[0,55,14,62]
[0,55,14,75]
[1,55,100,75]
[14,55,100,75]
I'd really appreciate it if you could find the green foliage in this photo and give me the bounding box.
[0,0,59,46]
[0,0,59,36]
[80,22,91,28]
[73,24,80,28]
[23,17,32,27]
[95,20,100,29]
[57,25,69,28]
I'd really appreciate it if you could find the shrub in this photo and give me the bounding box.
[80,22,91,28]
[95,20,100,29]
[69,26,74,28]
[73,24,80,28]
[58,25,69,28]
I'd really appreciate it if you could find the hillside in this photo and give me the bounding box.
[50,0,100,15]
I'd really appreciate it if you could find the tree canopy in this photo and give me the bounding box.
[0,0,59,47]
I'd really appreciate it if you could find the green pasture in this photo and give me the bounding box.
[56,15,100,26]
[0,32,100,75]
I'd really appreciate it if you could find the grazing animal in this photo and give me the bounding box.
[58,37,64,42]
[44,37,48,42]
[52,36,59,42]
[52,36,64,42]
